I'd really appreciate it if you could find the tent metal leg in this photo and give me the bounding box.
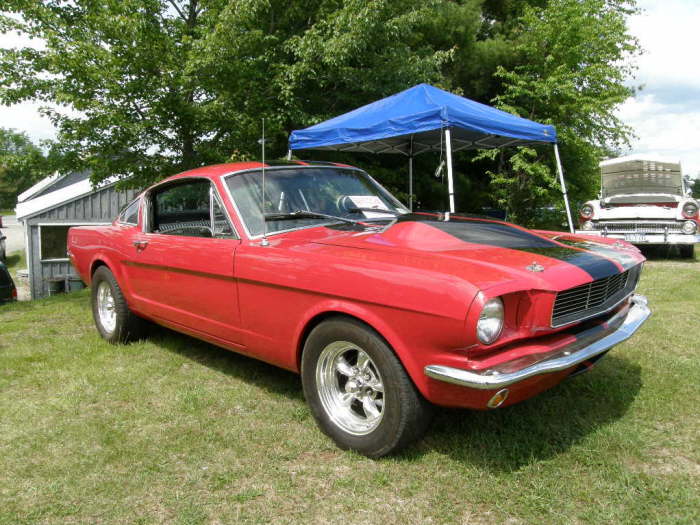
[554,143,574,233]
[408,155,413,211]
[445,128,455,213]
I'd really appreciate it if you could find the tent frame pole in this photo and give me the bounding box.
[445,128,455,213]
[554,143,574,233]
[408,136,414,211]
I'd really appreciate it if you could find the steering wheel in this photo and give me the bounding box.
[336,196,355,214]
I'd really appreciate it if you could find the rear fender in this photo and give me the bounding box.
[88,252,126,288]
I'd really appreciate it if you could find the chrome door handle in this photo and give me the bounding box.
[132,240,149,248]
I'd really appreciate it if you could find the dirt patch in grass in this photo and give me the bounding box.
[628,448,700,477]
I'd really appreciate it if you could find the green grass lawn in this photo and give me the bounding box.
[1,258,699,524]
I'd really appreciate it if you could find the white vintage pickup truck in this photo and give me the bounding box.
[576,156,699,258]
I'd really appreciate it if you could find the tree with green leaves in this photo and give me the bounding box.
[1,0,641,229]
[0,128,47,209]
[0,0,455,189]
[691,177,700,200]
[480,0,640,226]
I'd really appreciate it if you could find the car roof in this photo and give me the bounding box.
[164,160,356,183]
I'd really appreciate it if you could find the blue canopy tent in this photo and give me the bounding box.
[289,83,574,232]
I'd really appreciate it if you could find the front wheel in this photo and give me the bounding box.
[301,318,432,458]
[91,266,147,343]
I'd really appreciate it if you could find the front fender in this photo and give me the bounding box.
[292,297,470,401]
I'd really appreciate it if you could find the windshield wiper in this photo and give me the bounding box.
[347,206,402,216]
[264,210,363,225]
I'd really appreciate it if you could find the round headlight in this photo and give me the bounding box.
[580,204,594,219]
[477,298,504,345]
[582,220,594,231]
[682,202,698,218]
[682,220,697,234]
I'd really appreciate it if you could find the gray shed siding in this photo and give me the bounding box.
[26,184,138,299]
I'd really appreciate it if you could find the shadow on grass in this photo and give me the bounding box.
[146,324,641,469]
[410,355,642,471]
[639,245,697,262]
[148,324,304,401]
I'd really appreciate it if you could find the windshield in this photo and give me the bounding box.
[225,167,408,237]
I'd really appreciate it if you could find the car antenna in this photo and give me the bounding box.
[259,118,270,247]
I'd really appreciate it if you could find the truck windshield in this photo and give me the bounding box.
[225,167,408,237]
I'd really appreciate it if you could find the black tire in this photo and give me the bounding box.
[679,245,695,259]
[301,317,433,458]
[91,266,148,343]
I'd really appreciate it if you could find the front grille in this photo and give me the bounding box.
[552,267,639,327]
[593,221,682,233]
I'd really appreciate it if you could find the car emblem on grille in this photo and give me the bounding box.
[526,261,545,272]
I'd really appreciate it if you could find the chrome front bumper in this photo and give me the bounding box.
[424,294,651,390]
[575,231,699,245]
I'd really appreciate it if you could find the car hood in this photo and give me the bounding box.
[312,213,644,294]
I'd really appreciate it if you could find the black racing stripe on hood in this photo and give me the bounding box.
[554,239,640,270]
[512,246,621,280]
[404,214,621,280]
[430,220,555,249]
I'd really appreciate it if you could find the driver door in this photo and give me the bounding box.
[126,178,244,346]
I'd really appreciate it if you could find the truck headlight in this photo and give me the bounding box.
[580,204,594,219]
[682,202,698,218]
[477,298,504,345]
[682,220,697,234]
[582,220,594,231]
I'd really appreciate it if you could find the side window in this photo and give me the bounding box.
[152,180,211,237]
[149,179,236,239]
[119,199,140,225]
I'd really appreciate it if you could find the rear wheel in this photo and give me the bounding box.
[679,245,695,258]
[91,266,147,343]
[301,318,432,458]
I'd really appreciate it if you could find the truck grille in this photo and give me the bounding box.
[552,267,640,327]
[592,221,682,234]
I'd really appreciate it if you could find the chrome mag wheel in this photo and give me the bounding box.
[316,341,385,436]
[96,280,117,334]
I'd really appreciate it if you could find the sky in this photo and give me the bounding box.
[1,1,699,176]
[616,0,700,177]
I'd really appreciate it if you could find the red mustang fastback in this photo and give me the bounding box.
[68,161,651,457]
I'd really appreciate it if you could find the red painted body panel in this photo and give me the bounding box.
[68,162,646,410]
